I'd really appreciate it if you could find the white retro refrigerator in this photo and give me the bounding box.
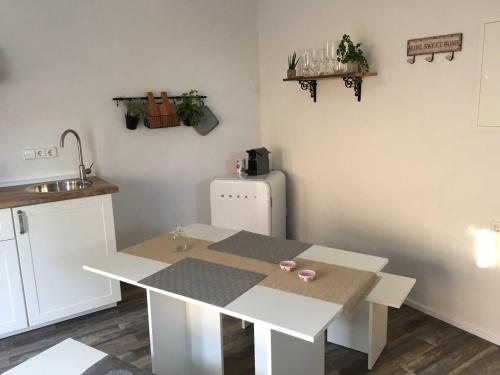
[210,170,286,238]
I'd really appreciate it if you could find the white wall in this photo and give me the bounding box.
[258,0,500,344]
[3,0,500,346]
[0,0,260,248]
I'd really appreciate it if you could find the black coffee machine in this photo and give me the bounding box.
[246,147,270,176]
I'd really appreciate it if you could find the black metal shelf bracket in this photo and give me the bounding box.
[343,77,363,102]
[298,80,317,102]
[285,73,375,102]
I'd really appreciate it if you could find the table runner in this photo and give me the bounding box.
[122,233,378,314]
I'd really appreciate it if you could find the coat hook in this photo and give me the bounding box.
[445,51,455,61]
[425,53,434,63]
[407,55,416,64]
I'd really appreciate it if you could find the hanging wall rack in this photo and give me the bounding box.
[112,95,207,106]
[283,72,377,103]
[406,33,462,64]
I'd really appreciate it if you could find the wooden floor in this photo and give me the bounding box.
[1,284,499,374]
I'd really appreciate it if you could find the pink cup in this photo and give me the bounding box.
[298,269,316,282]
[279,260,296,272]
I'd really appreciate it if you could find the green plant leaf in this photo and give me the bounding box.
[175,89,205,127]
[288,51,299,69]
[336,34,369,72]
[125,100,148,118]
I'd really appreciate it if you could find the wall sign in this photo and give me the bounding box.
[407,33,463,56]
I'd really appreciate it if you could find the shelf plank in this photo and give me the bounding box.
[283,72,377,82]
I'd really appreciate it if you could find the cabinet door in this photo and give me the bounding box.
[0,239,28,336]
[478,21,500,127]
[0,209,15,241]
[15,195,121,326]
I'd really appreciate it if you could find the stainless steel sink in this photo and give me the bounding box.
[26,179,93,193]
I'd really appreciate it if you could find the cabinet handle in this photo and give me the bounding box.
[17,210,26,234]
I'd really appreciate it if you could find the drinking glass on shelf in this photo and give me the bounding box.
[302,51,311,76]
[319,48,327,75]
[326,40,336,73]
[310,48,320,75]
[296,49,305,76]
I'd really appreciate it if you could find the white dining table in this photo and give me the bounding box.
[83,223,415,375]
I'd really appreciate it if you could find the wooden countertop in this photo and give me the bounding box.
[0,176,118,209]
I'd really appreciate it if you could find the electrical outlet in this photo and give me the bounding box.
[25,147,58,160]
[46,147,57,158]
[491,221,500,233]
[35,148,46,158]
[23,149,36,160]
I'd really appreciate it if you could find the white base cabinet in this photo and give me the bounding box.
[0,240,28,335]
[0,194,121,337]
[15,195,121,326]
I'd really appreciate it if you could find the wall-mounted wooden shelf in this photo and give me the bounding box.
[283,72,377,102]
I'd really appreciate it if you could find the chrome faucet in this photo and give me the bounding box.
[60,129,93,181]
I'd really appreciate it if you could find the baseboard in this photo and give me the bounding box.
[0,303,117,340]
[405,298,500,346]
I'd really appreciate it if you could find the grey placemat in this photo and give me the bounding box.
[138,258,266,307]
[207,230,313,264]
[82,355,152,375]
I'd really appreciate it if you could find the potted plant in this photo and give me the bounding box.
[175,90,205,127]
[287,51,300,78]
[125,100,148,130]
[336,34,369,73]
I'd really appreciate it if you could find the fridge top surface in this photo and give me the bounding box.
[212,170,283,182]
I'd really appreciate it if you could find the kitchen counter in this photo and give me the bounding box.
[0,177,118,209]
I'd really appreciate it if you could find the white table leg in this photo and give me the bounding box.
[327,301,387,370]
[188,302,224,375]
[368,303,388,370]
[254,324,324,375]
[147,290,224,375]
[327,301,370,353]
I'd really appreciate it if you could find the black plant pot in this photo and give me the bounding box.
[125,114,140,130]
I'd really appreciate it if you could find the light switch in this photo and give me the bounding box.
[24,149,36,160]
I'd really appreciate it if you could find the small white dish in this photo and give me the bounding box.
[279,260,296,272]
[298,269,316,282]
